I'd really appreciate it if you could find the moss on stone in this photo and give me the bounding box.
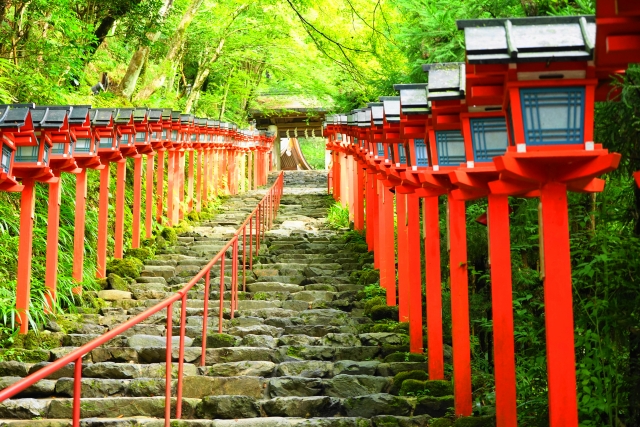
[11,330,63,350]
[106,258,143,279]
[400,379,428,396]
[424,380,453,397]
[186,210,200,222]
[125,247,153,262]
[391,370,429,395]
[364,296,386,314]
[430,419,454,427]
[453,416,496,427]
[107,273,128,291]
[206,333,237,348]
[160,227,178,245]
[370,305,399,322]
[0,348,49,363]
[350,269,380,285]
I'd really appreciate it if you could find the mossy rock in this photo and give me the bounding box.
[364,296,386,314]
[400,380,453,398]
[155,235,167,249]
[371,322,409,334]
[141,237,155,248]
[96,278,108,290]
[453,416,496,427]
[10,330,64,350]
[160,228,178,245]
[383,352,427,363]
[106,273,129,291]
[0,348,49,363]
[350,269,380,286]
[415,395,454,418]
[106,258,143,279]
[471,374,494,392]
[381,344,410,357]
[391,370,429,395]
[206,333,238,348]
[370,305,399,321]
[430,419,453,427]
[186,210,200,222]
[125,247,153,262]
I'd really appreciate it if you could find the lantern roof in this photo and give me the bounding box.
[161,109,172,121]
[368,102,384,126]
[92,109,114,126]
[180,114,193,124]
[68,105,91,125]
[31,106,69,130]
[114,108,134,124]
[133,108,148,123]
[220,122,229,130]
[423,63,466,101]
[0,104,35,128]
[347,112,357,126]
[171,111,181,122]
[456,15,595,64]
[198,118,208,126]
[380,96,400,123]
[207,119,215,128]
[393,83,431,115]
[148,109,163,123]
[357,109,371,128]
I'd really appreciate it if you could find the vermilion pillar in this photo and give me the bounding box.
[423,196,444,379]
[373,174,381,269]
[407,193,423,353]
[167,150,175,226]
[381,182,396,306]
[196,150,202,212]
[96,166,111,278]
[16,179,36,333]
[396,192,409,322]
[448,194,472,416]
[365,171,375,251]
[188,150,194,212]
[355,163,365,231]
[45,172,62,310]
[213,150,219,197]
[334,153,341,201]
[114,158,127,258]
[73,169,88,285]
[156,149,165,223]
[248,151,253,191]
[178,150,185,221]
[145,154,154,238]
[487,194,517,427]
[540,182,579,427]
[131,155,143,249]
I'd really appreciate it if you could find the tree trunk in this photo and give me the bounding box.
[185,38,225,113]
[219,67,234,120]
[119,0,174,99]
[88,16,116,57]
[135,0,204,101]
[120,46,150,99]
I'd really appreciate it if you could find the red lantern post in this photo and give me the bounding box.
[131,108,153,249]
[93,109,123,278]
[113,109,137,258]
[457,16,622,426]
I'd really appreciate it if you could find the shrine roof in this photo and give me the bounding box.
[423,63,466,101]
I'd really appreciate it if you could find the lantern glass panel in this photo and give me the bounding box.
[520,87,584,146]
[470,117,509,162]
[414,139,428,166]
[436,130,465,166]
[199,134,206,142]
[398,143,407,164]
[162,129,167,139]
[377,142,384,157]
[337,134,343,141]
[75,138,91,153]
[191,133,197,142]
[387,145,394,162]
[100,137,114,149]
[43,143,50,164]
[171,130,178,141]
[135,132,147,142]
[52,143,65,155]
[120,134,130,145]
[1,145,11,172]
[15,145,39,162]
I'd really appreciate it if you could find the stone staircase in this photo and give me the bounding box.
[0,171,492,427]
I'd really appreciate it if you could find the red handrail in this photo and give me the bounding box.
[0,171,285,427]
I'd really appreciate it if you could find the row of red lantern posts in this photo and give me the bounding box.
[0,105,275,334]
[326,9,640,427]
